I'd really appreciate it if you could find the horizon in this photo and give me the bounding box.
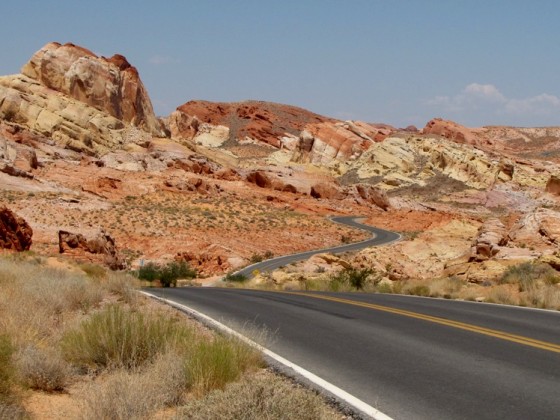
[3,1,559,128]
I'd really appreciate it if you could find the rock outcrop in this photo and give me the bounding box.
[0,42,164,155]
[58,229,125,269]
[22,42,164,136]
[471,218,508,260]
[0,207,33,251]
[170,100,393,164]
[422,118,490,147]
[354,184,391,210]
[546,175,560,195]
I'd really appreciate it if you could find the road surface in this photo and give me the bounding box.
[234,216,400,278]
[146,288,560,420]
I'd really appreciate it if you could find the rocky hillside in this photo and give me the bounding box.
[1,41,560,287]
[168,99,394,165]
[0,42,164,155]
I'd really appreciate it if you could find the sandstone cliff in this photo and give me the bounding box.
[0,42,164,155]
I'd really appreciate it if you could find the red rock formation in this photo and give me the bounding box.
[546,175,560,195]
[355,184,391,211]
[310,182,345,200]
[0,207,33,251]
[58,229,125,269]
[422,118,491,147]
[21,42,164,136]
[171,100,394,163]
[174,100,330,146]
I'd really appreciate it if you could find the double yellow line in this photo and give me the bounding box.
[284,292,560,354]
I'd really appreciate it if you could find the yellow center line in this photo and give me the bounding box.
[283,291,560,354]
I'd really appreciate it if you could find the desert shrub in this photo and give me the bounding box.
[80,263,107,279]
[406,285,431,297]
[16,345,69,392]
[521,285,560,310]
[263,250,274,259]
[329,267,374,291]
[185,335,263,396]
[178,371,340,420]
[250,253,264,263]
[224,273,247,283]
[137,261,196,287]
[61,305,194,371]
[137,262,159,282]
[486,286,517,305]
[0,335,15,402]
[376,282,393,294]
[427,276,465,298]
[0,260,105,347]
[498,262,559,291]
[79,351,186,420]
[103,272,138,305]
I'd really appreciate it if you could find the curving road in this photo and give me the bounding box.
[234,216,401,279]
[146,288,560,420]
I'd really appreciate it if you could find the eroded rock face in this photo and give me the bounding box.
[354,184,391,210]
[310,182,345,200]
[22,42,163,136]
[510,208,560,246]
[546,175,560,195]
[471,218,508,261]
[0,207,33,251]
[0,42,163,155]
[422,118,491,147]
[171,100,394,164]
[58,229,125,269]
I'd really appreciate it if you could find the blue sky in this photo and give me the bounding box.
[3,1,559,127]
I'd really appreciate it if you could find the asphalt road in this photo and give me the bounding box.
[234,216,401,278]
[147,287,560,420]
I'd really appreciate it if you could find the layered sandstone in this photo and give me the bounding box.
[169,100,393,164]
[0,42,163,155]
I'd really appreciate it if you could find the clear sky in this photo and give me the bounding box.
[2,1,559,128]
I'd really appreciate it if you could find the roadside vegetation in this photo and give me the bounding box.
[258,261,560,311]
[0,254,342,419]
[136,260,197,287]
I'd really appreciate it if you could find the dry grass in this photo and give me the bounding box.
[79,351,186,420]
[186,334,265,396]
[0,258,104,346]
[61,305,195,371]
[15,345,70,392]
[0,255,342,418]
[178,370,342,420]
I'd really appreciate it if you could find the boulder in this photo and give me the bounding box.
[471,218,508,260]
[58,229,125,269]
[355,184,391,210]
[546,175,560,195]
[310,182,345,200]
[0,207,33,251]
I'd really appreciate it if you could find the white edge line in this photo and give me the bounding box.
[140,290,394,420]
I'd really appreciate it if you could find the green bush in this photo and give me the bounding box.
[61,305,194,371]
[138,261,197,287]
[224,273,247,283]
[329,267,373,291]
